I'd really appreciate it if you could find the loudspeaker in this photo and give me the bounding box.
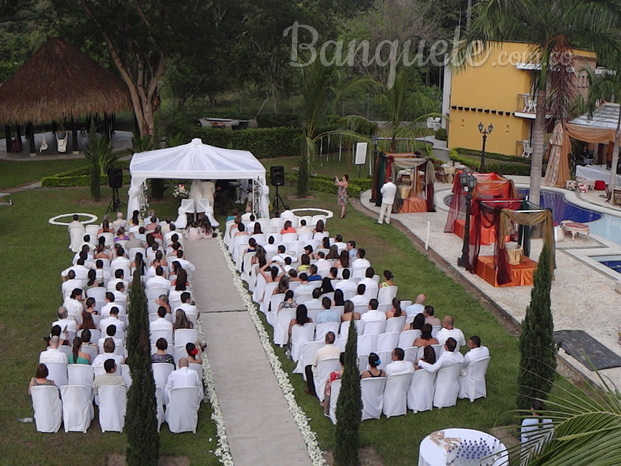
[107,167,123,189]
[270,166,285,187]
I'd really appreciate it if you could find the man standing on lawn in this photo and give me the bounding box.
[377,177,397,225]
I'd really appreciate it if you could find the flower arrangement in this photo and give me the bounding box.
[172,183,189,199]
[216,233,326,465]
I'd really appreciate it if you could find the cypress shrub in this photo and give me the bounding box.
[516,243,557,410]
[125,258,159,465]
[334,319,362,466]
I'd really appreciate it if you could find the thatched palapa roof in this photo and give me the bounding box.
[0,38,131,124]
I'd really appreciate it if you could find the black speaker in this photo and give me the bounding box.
[270,165,285,187]
[108,167,123,188]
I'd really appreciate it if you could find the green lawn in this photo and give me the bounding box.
[0,158,88,189]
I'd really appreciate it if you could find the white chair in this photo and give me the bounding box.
[407,370,436,413]
[430,344,443,359]
[291,323,316,362]
[385,316,405,333]
[30,385,62,433]
[152,363,174,393]
[146,287,169,302]
[68,364,94,387]
[458,356,491,402]
[377,285,398,305]
[357,334,377,357]
[45,362,68,388]
[260,282,279,314]
[315,322,340,342]
[174,329,198,347]
[98,384,127,432]
[339,319,363,338]
[361,377,386,420]
[376,332,400,353]
[383,373,413,418]
[128,247,143,262]
[362,320,386,336]
[173,344,188,364]
[274,309,296,346]
[295,340,324,377]
[81,344,98,361]
[150,329,173,347]
[266,293,286,327]
[295,292,313,305]
[155,387,165,432]
[328,378,342,425]
[358,355,369,372]
[189,363,203,381]
[404,347,420,364]
[433,363,463,409]
[314,358,341,402]
[398,330,421,349]
[431,325,442,338]
[121,364,132,388]
[375,350,392,371]
[61,385,94,432]
[165,386,200,433]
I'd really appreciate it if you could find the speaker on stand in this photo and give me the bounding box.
[270,165,288,213]
[106,167,125,214]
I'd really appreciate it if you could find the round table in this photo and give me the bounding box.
[418,428,508,466]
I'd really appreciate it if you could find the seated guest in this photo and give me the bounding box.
[350,284,369,306]
[288,304,313,336]
[294,273,316,298]
[417,338,464,372]
[334,250,350,269]
[114,227,129,242]
[334,269,356,295]
[92,338,124,368]
[315,251,332,274]
[520,400,553,456]
[386,298,403,319]
[146,266,172,290]
[380,269,396,288]
[318,276,334,295]
[107,269,128,292]
[151,307,173,332]
[101,292,124,318]
[84,298,98,316]
[405,294,426,320]
[28,363,58,395]
[80,328,97,350]
[435,316,466,349]
[325,245,340,261]
[307,264,322,282]
[360,352,386,379]
[68,336,92,364]
[333,289,346,307]
[297,219,312,234]
[154,295,171,315]
[315,298,339,324]
[300,288,320,310]
[52,307,78,340]
[385,348,413,376]
[332,234,346,251]
[423,305,441,327]
[177,292,199,322]
[322,352,344,415]
[351,248,371,271]
[340,300,360,322]
[93,359,126,402]
[98,325,124,355]
[297,254,311,273]
[39,336,68,364]
[360,299,385,322]
[185,342,202,364]
[62,270,83,297]
[359,267,379,298]
[305,331,340,396]
[151,338,175,366]
[413,324,439,347]
[461,336,490,374]
[165,358,203,405]
[405,313,426,332]
[312,219,326,235]
[280,220,296,234]
[173,309,194,331]
[63,289,84,319]
[99,306,126,333]
[415,345,437,368]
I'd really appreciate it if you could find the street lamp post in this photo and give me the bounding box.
[457,172,477,269]
[478,122,493,173]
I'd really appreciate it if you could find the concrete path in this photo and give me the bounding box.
[184,240,312,466]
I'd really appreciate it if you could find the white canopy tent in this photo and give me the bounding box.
[128,138,271,222]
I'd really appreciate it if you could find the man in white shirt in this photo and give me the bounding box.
[51,307,78,340]
[350,284,369,306]
[98,326,125,355]
[61,270,83,298]
[405,294,426,322]
[61,258,90,281]
[358,267,379,300]
[68,214,85,252]
[272,245,294,265]
[305,331,341,396]
[294,274,317,298]
[107,269,128,293]
[177,292,199,321]
[151,307,173,332]
[315,251,331,274]
[351,248,371,271]
[112,212,128,231]
[332,234,347,252]
[335,269,357,295]
[418,338,464,372]
[110,251,131,272]
[462,336,490,372]
[172,250,196,274]
[360,299,386,323]
[146,266,172,290]
[165,358,203,405]
[435,316,466,350]
[92,338,124,369]
[296,219,312,234]
[377,177,397,225]
[101,292,125,318]
[39,336,68,364]
[99,307,126,333]
[63,289,84,319]
[303,288,323,310]
[385,348,414,376]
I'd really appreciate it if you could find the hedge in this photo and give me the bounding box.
[453,147,531,165]
[41,161,131,188]
[284,172,372,198]
[449,148,543,176]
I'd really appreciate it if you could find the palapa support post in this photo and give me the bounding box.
[4,125,11,154]
[71,118,79,154]
[26,122,36,155]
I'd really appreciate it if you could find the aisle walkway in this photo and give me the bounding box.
[184,240,312,466]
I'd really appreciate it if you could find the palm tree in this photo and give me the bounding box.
[467,0,621,203]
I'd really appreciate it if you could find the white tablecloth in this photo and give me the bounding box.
[576,165,621,186]
[418,428,508,466]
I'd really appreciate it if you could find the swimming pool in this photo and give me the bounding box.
[594,255,621,274]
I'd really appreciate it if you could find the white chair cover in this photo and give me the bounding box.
[30,385,62,433]
[68,364,94,386]
[404,346,420,364]
[315,322,340,342]
[189,363,203,381]
[458,356,491,402]
[291,323,316,362]
[375,350,392,371]
[362,320,386,336]
[61,385,94,432]
[314,358,341,402]
[361,377,386,420]
[398,329,421,349]
[295,340,324,377]
[383,373,413,418]
[357,334,377,357]
[252,273,267,303]
[260,282,279,314]
[376,332,400,353]
[152,363,175,393]
[339,320,364,338]
[69,224,85,253]
[150,329,173,347]
[121,364,132,388]
[98,385,127,432]
[155,387,165,432]
[274,309,296,346]
[358,355,369,372]
[377,285,398,304]
[45,362,68,388]
[165,386,200,433]
[174,328,198,347]
[433,363,463,408]
[266,293,286,327]
[146,287,169,302]
[385,316,405,333]
[407,369,436,413]
[328,378,341,425]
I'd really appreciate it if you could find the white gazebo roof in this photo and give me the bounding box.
[569,102,620,130]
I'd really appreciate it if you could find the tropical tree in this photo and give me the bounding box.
[467,0,621,203]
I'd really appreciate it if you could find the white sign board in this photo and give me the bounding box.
[354,142,367,165]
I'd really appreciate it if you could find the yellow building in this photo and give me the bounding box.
[442,41,597,157]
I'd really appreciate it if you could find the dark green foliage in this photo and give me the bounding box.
[84,121,114,201]
[150,179,167,201]
[334,319,362,466]
[126,259,159,464]
[297,147,310,197]
[449,149,536,176]
[284,173,371,198]
[256,113,300,128]
[434,128,447,141]
[516,243,557,410]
